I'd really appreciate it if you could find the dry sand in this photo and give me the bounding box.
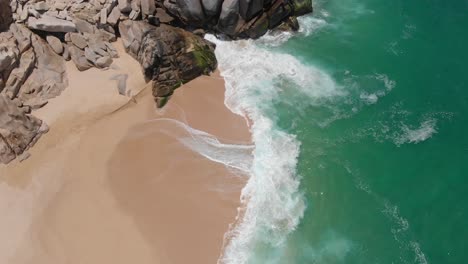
[0,41,251,264]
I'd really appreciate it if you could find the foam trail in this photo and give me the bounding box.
[395,118,437,145]
[205,15,339,263]
[146,118,254,174]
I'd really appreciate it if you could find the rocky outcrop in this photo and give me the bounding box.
[0,94,48,164]
[164,0,313,39]
[0,0,313,164]
[120,20,216,107]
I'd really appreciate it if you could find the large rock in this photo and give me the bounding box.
[0,0,13,32]
[217,0,242,36]
[46,35,64,55]
[3,49,36,99]
[267,0,293,28]
[107,6,122,26]
[201,0,224,18]
[27,16,77,33]
[239,0,264,21]
[119,21,216,107]
[170,0,206,24]
[118,0,132,13]
[291,0,313,16]
[141,0,156,18]
[0,94,47,164]
[18,34,68,104]
[69,45,92,71]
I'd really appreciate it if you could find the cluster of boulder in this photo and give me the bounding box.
[166,0,312,39]
[0,0,312,164]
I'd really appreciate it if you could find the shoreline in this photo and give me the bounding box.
[0,41,251,263]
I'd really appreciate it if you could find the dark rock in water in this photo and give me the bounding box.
[276,16,299,32]
[0,94,47,164]
[267,0,293,29]
[0,0,13,32]
[242,12,269,39]
[291,0,313,16]
[119,20,217,107]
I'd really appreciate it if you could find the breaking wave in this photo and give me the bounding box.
[205,14,338,264]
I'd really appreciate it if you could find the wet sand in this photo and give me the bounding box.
[0,41,251,264]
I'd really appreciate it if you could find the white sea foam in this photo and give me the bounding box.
[395,118,437,145]
[347,165,429,264]
[147,118,254,174]
[257,14,327,47]
[205,16,340,263]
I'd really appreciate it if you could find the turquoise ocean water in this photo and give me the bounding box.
[209,0,468,263]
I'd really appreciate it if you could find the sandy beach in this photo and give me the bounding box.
[0,41,251,264]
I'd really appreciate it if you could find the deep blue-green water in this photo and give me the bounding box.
[211,0,468,263]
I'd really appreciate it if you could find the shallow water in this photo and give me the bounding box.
[212,0,468,263]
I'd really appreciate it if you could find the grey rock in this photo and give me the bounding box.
[96,56,112,68]
[140,0,155,18]
[88,41,109,57]
[23,97,48,109]
[46,35,64,54]
[69,45,92,71]
[104,42,119,58]
[62,43,70,60]
[28,8,41,18]
[74,18,94,33]
[19,6,29,22]
[129,9,140,20]
[27,16,77,33]
[18,152,31,162]
[155,8,174,23]
[107,6,121,26]
[54,1,68,10]
[84,47,99,64]
[239,0,263,20]
[118,0,131,13]
[174,0,205,23]
[0,94,46,164]
[131,0,141,12]
[201,0,223,17]
[100,9,107,24]
[4,49,36,99]
[218,0,241,36]
[10,24,32,54]
[0,46,17,72]
[70,33,88,49]
[18,34,68,103]
[34,1,49,11]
